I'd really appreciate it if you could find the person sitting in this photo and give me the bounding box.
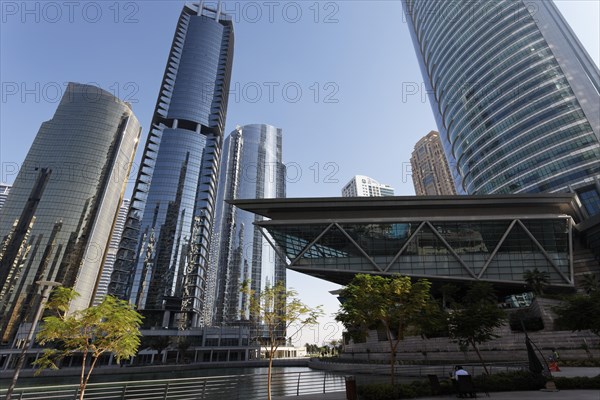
[454,365,469,380]
[454,366,476,398]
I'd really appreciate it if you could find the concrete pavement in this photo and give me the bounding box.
[273,367,600,400]
[274,389,600,399]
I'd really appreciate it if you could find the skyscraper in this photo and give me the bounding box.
[402,0,600,216]
[109,3,234,329]
[211,124,286,326]
[0,184,11,211]
[0,82,141,345]
[93,198,130,305]
[342,175,395,197]
[411,131,457,195]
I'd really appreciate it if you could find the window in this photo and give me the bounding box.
[577,187,600,217]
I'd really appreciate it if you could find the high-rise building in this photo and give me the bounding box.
[342,175,395,197]
[0,82,141,345]
[411,131,457,195]
[93,198,130,305]
[109,3,234,329]
[402,0,600,217]
[0,184,11,211]
[211,124,286,326]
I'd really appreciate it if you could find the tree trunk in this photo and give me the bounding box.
[268,344,274,400]
[81,355,100,400]
[387,330,398,386]
[79,351,88,400]
[470,339,490,375]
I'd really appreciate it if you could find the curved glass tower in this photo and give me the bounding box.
[402,0,600,214]
[211,124,286,326]
[0,82,141,345]
[109,3,234,329]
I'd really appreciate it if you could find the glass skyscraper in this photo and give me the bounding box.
[0,82,141,345]
[109,3,234,329]
[0,184,11,212]
[402,0,600,216]
[211,124,286,326]
[93,198,130,306]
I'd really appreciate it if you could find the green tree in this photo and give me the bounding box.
[523,268,550,295]
[448,282,506,375]
[33,287,143,400]
[335,274,432,385]
[581,273,600,295]
[554,290,600,336]
[242,281,323,400]
[146,336,170,364]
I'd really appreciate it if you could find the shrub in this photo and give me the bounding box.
[357,380,431,400]
[473,371,546,392]
[553,375,600,390]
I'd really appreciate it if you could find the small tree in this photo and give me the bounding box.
[33,287,142,400]
[335,274,432,385]
[242,281,323,400]
[581,273,600,295]
[147,336,170,364]
[448,282,506,375]
[175,337,191,363]
[523,268,550,295]
[554,290,600,336]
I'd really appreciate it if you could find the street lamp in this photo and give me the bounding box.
[5,280,61,400]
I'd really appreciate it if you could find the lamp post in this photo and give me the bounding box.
[5,280,60,400]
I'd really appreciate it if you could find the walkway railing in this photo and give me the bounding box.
[0,370,346,400]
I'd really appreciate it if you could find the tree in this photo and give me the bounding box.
[242,281,323,400]
[448,282,506,375]
[175,337,191,363]
[554,290,600,336]
[146,336,171,364]
[581,273,600,295]
[523,268,550,295]
[335,274,432,385]
[33,287,143,400]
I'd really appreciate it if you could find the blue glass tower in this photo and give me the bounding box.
[402,0,600,217]
[109,3,234,329]
[210,124,286,326]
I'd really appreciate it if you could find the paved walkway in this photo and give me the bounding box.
[273,367,600,400]
[274,389,600,399]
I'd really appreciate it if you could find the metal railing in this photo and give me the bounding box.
[0,370,346,400]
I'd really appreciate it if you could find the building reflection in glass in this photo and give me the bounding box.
[0,82,141,345]
[211,124,286,327]
[109,4,235,329]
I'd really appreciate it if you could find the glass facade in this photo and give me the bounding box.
[263,217,572,287]
[109,3,234,329]
[402,0,600,211]
[210,124,286,326]
[0,184,11,212]
[0,83,141,345]
[93,198,130,305]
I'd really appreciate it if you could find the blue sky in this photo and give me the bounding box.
[1,1,599,345]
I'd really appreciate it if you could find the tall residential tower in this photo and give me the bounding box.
[411,131,457,195]
[211,124,286,326]
[402,0,600,217]
[0,83,141,345]
[109,3,234,329]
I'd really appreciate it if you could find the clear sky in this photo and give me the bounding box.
[1,0,599,346]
